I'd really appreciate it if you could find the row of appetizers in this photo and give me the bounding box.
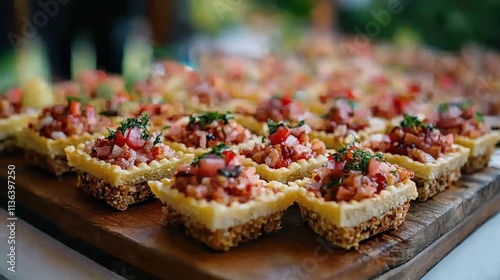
[3,91,498,250]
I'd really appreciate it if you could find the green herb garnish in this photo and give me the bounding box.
[192,143,229,165]
[267,119,305,135]
[267,119,286,135]
[389,169,398,175]
[66,96,81,103]
[153,133,162,146]
[438,103,449,113]
[324,177,343,189]
[400,114,434,130]
[474,112,484,123]
[217,165,242,178]
[107,112,151,141]
[188,111,233,128]
[333,141,385,173]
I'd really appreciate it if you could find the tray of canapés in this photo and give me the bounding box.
[1,61,499,252]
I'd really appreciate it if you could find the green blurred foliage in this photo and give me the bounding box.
[338,0,500,51]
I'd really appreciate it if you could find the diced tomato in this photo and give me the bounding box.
[68,101,82,117]
[393,96,408,114]
[222,150,236,165]
[125,127,146,150]
[152,146,164,160]
[367,158,379,177]
[114,130,127,147]
[268,126,291,145]
[198,156,226,178]
[281,94,293,106]
[408,84,420,94]
[329,160,345,177]
[5,88,22,104]
[440,75,454,90]
[336,186,355,202]
[345,89,355,100]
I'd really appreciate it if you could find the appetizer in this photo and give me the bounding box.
[16,98,111,175]
[235,93,310,136]
[148,144,297,251]
[309,99,386,150]
[65,113,193,210]
[367,114,469,202]
[435,102,500,173]
[0,88,37,152]
[164,111,255,156]
[126,102,186,130]
[241,120,328,183]
[294,142,417,249]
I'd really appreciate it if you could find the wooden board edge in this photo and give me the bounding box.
[374,192,500,280]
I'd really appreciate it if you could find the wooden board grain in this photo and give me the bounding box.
[1,150,499,280]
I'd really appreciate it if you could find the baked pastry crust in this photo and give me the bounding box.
[294,178,417,227]
[454,131,500,157]
[65,144,194,187]
[310,117,387,150]
[380,144,469,180]
[379,144,469,201]
[148,179,297,231]
[454,131,500,173]
[17,128,102,157]
[0,111,38,150]
[294,178,416,249]
[242,154,329,183]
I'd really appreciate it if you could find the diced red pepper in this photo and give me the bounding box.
[393,96,408,115]
[281,94,293,106]
[68,101,82,117]
[125,127,146,150]
[408,84,420,94]
[268,126,291,145]
[114,130,127,147]
[222,150,236,165]
[5,88,22,104]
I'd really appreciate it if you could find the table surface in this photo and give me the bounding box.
[0,208,499,280]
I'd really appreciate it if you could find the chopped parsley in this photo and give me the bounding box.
[107,112,151,141]
[438,100,474,112]
[192,143,229,165]
[66,96,82,103]
[188,111,233,128]
[333,141,385,173]
[324,177,343,189]
[389,169,398,175]
[400,113,434,130]
[152,133,163,146]
[267,119,305,134]
[218,165,242,178]
[474,112,484,123]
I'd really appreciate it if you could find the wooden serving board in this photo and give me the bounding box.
[1,150,500,280]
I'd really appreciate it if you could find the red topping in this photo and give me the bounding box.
[307,144,413,202]
[241,124,325,169]
[30,101,106,139]
[268,126,291,145]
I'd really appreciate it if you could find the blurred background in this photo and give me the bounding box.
[1,0,499,90]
